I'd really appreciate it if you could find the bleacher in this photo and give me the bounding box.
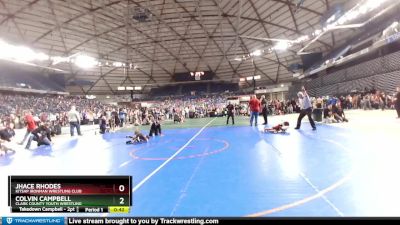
[305,13,400,75]
[289,49,400,98]
[149,85,178,97]
[149,82,239,97]
[209,83,239,93]
[181,83,207,95]
[0,63,66,93]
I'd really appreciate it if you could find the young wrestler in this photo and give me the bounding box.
[0,123,16,155]
[0,123,15,142]
[126,130,149,144]
[263,121,290,133]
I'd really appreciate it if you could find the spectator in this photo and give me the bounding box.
[68,106,82,137]
[395,87,400,118]
[19,111,37,145]
[226,102,235,125]
[119,108,126,127]
[249,95,261,126]
[260,95,268,125]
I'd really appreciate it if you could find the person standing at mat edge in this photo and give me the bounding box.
[395,87,400,118]
[68,105,82,136]
[295,86,316,130]
[249,95,261,126]
[226,102,235,125]
[18,110,37,145]
[260,95,268,125]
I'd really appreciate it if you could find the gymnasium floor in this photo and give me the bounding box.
[1,110,400,217]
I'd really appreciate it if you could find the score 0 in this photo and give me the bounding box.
[115,184,128,206]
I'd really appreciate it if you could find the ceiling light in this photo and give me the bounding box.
[134,86,142,90]
[327,23,336,30]
[14,47,36,62]
[117,86,126,91]
[295,35,309,43]
[254,75,261,80]
[0,39,49,62]
[274,41,289,50]
[314,29,322,36]
[51,56,70,65]
[327,15,336,24]
[106,96,110,99]
[239,78,246,82]
[113,62,123,67]
[86,95,96,99]
[126,86,134,90]
[365,0,384,10]
[337,17,346,25]
[74,55,98,69]
[281,84,284,87]
[251,50,262,56]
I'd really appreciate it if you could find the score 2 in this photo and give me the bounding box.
[113,182,130,206]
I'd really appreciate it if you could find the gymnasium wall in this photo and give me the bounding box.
[289,50,400,98]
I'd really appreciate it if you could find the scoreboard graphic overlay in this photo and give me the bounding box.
[8,176,132,213]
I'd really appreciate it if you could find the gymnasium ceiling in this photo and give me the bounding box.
[0,0,384,94]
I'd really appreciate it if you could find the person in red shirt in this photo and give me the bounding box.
[249,95,261,126]
[19,111,37,145]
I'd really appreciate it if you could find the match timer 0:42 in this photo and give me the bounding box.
[8,176,132,213]
[109,206,130,214]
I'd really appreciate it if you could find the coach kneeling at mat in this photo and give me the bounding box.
[149,118,162,137]
[25,123,53,149]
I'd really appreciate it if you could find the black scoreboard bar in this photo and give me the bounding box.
[8,176,132,213]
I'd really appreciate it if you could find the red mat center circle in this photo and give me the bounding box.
[129,138,229,161]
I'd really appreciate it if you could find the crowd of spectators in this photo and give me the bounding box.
[0,93,107,129]
[310,90,398,111]
[311,88,399,123]
[0,92,238,131]
[0,87,398,132]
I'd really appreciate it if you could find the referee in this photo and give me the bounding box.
[295,86,316,130]
[226,102,235,125]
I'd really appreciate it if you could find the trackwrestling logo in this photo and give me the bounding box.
[2,217,64,225]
